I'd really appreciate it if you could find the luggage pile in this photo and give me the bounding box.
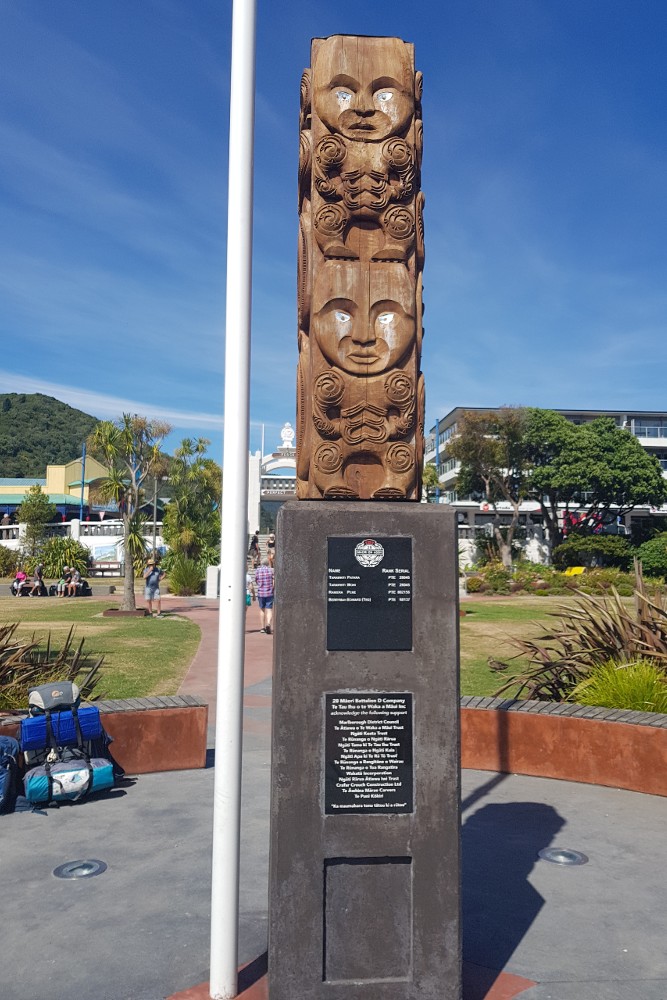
[1,681,122,810]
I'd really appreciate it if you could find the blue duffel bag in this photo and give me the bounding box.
[24,755,114,804]
[20,705,103,752]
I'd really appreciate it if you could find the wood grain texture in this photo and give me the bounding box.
[297,35,425,500]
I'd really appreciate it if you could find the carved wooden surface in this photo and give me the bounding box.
[297,35,425,500]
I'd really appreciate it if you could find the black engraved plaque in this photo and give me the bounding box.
[327,536,412,651]
[324,693,413,815]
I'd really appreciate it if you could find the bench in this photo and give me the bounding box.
[89,561,124,577]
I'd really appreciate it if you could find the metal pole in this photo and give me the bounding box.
[152,476,158,556]
[79,441,86,521]
[209,0,256,997]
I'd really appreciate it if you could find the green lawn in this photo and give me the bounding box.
[0,591,582,702]
[0,597,201,700]
[459,595,571,696]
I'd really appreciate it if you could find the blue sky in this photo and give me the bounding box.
[1,0,666,463]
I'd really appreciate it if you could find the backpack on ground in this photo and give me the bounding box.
[20,682,120,805]
[0,735,21,814]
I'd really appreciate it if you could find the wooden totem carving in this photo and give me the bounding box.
[296,35,425,500]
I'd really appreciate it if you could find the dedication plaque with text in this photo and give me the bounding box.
[324,693,413,815]
[327,536,412,651]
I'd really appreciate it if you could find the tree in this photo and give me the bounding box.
[162,438,221,563]
[16,485,57,558]
[89,415,171,611]
[421,462,440,501]
[524,411,667,548]
[446,408,532,568]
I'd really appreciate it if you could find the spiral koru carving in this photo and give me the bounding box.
[386,442,414,474]
[314,442,343,474]
[382,137,412,171]
[415,120,423,169]
[385,370,413,405]
[297,214,311,332]
[314,369,345,406]
[415,70,423,114]
[298,131,312,207]
[383,205,414,241]
[416,192,425,268]
[316,134,347,169]
[315,203,347,239]
[300,69,311,121]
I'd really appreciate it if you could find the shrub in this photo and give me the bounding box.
[493,563,667,702]
[465,576,484,593]
[571,659,667,713]
[166,555,204,596]
[483,563,511,594]
[25,536,91,577]
[0,623,104,712]
[637,533,667,580]
[553,534,633,570]
[0,544,19,577]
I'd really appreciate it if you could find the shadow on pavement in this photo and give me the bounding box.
[462,800,564,995]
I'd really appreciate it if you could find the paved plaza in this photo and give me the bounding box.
[1,599,666,999]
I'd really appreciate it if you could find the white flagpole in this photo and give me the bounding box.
[209,0,257,996]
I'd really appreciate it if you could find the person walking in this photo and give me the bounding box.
[266,532,276,567]
[143,558,166,617]
[248,530,260,568]
[254,558,274,635]
[29,563,44,597]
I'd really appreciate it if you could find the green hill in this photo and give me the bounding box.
[0,394,100,477]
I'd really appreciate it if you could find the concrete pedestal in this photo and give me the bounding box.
[269,501,461,1000]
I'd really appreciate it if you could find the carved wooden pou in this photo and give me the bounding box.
[296,35,425,500]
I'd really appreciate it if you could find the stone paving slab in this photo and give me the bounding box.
[3,597,666,998]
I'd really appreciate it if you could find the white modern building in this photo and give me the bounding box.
[425,407,667,544]
[247,423,297,533]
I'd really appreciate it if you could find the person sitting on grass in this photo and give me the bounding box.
[143,558,165,617]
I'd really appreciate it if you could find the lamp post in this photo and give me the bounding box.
[152,476,168,556]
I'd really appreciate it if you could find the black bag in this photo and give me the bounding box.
[0,735,21,814]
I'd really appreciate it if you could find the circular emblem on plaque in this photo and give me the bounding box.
[354,538,385,568]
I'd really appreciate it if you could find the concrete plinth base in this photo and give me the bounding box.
[269,501,461,1000]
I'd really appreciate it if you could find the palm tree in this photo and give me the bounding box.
[163,438,221,563]
[89,415,171,611]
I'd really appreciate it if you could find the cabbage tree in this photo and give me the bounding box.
[89,415,171,611]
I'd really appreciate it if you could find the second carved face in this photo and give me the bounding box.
[313,35,414,143]
[313,262,415,376]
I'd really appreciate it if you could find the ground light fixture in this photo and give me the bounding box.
[538,847,589,866]
[53,859,107,879]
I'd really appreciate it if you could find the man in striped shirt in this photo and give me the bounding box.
[254,558,275,635]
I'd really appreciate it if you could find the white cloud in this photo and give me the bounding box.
[0,370,223,430]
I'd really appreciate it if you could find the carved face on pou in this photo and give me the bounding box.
[313,36,414,143]
[313,262,415,376]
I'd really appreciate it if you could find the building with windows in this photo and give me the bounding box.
[425,408,667,553]
[0,455,111,519]
[247,423,297,533]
